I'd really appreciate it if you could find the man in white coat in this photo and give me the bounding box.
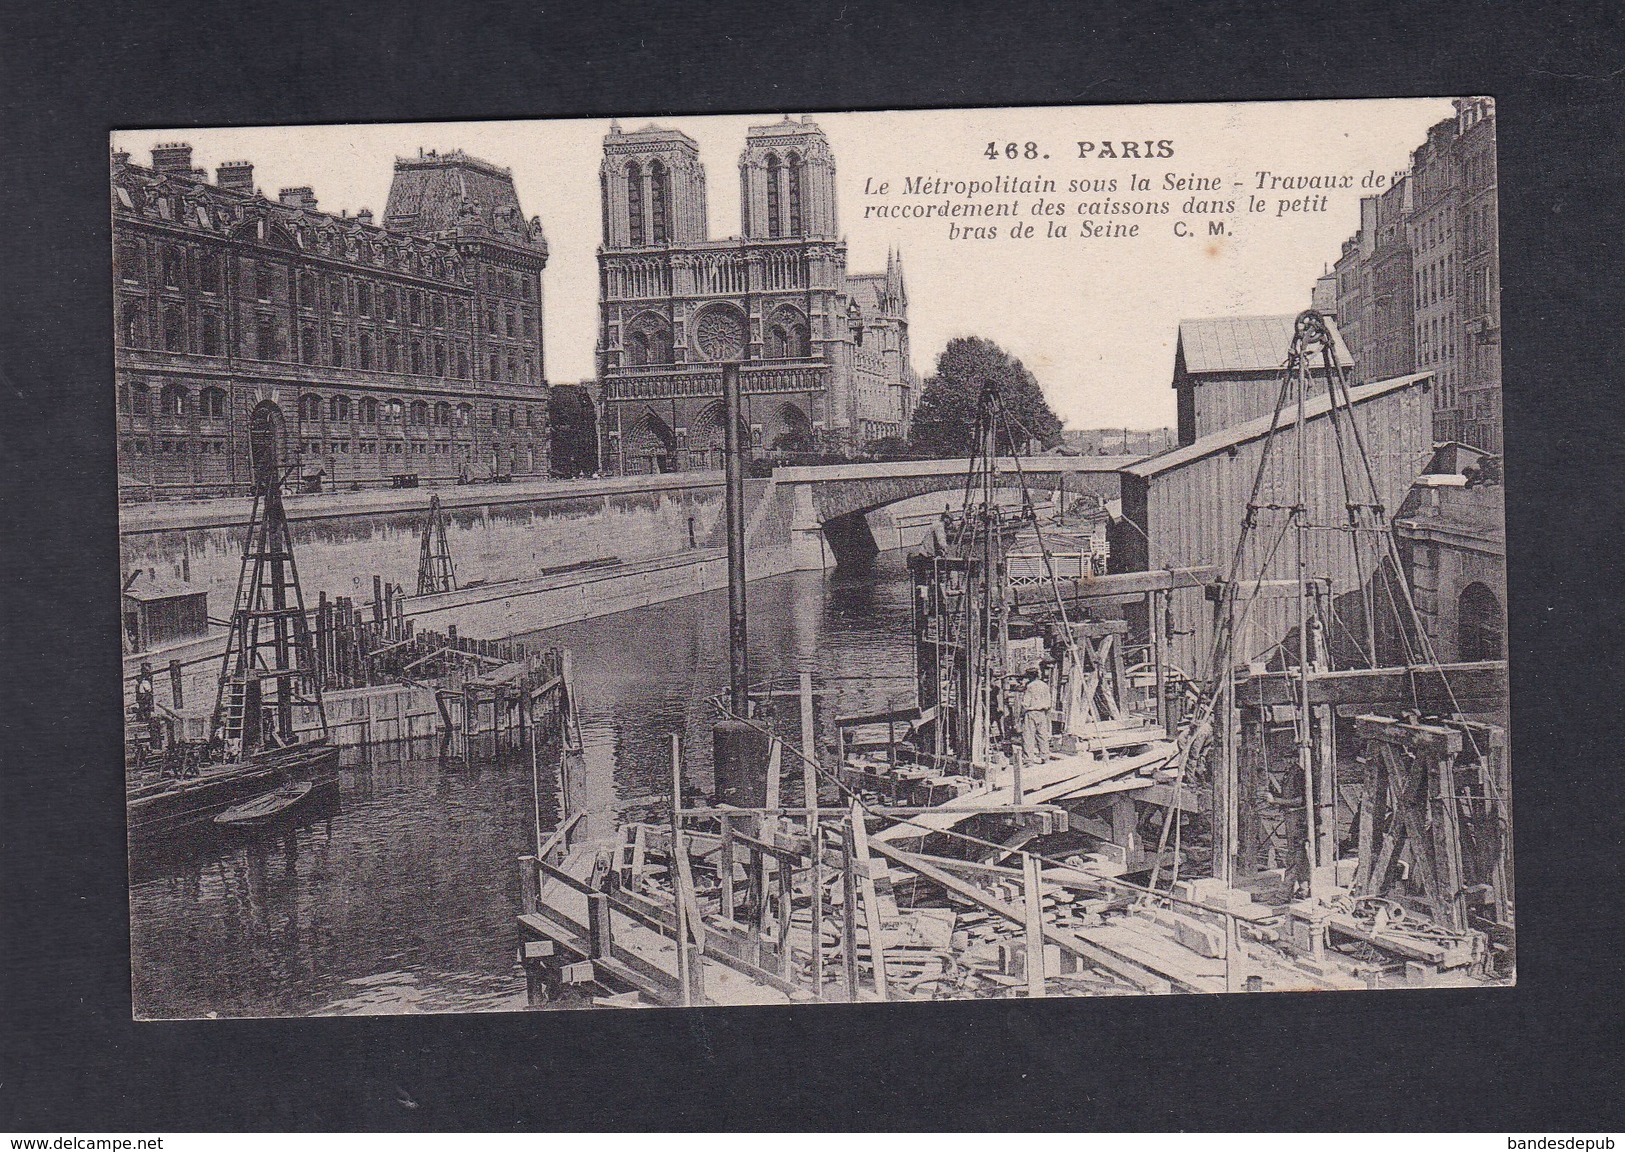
[1020,665,1055,764]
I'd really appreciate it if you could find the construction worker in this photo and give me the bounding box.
[1020,665,1055,763]
[133,661,155,722]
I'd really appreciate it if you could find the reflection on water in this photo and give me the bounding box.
[128,552,916,1019]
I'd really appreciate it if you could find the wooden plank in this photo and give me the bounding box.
[1023,852,1047,998]
[1239,662,1507,709]
[868,841,1174,994]
[1010,566,1217,607]
[849,802,890,1000]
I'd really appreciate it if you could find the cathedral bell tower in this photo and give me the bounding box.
[600,122,709,250]
[739,117,837,240]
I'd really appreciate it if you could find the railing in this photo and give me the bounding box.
[604,361,829,401]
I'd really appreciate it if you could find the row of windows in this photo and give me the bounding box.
[121,300,538,382]
[119,243,537,333]
[120,382,227,418]
[1416,252,1455,310]
[121,438,229,456]
[1417,312,1457,366]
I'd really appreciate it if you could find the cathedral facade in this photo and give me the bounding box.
[112,143,551,494]
[596,117,918,474]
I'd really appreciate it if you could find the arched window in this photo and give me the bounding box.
[410,340,424,374]
[358,283,372,316]
[491,404,501,427]
[329,395,351,422]
[626,160,644,246]
[625,312,673,366]
[489,353,500,380]
[159,384,188,419]
[787,152,803,236]
[434,343,446,376]
[383,287,397,320]
[359,332,374,369]
[384,398,403,424]
[434,401,452,427]
[130,381,150,416]
[650,160,670,244]
[766,307,808,359]
[1458,582,1504,662]
[330,335,344,368]
[162,248,183,289]
[201,387,227,419]
[765,153,782,238]
[162,306,185,352]
[411,400,428,426]
[455,347,469,379]
[122,302,144,348]
[386,339,400,372]
[299,394,323,423]
[301,326,317,365]
[359,397,378,423]
[509,405,518,428]
[507,355,518,382]
[455,403,472,428]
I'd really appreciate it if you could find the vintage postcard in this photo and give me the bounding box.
[112,98,1508,1017]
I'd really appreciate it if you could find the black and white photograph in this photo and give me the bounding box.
[110,98,1509,1019]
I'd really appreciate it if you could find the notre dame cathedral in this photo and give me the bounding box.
[597,116,919,474]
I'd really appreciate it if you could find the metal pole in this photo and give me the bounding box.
[1294,348,1319,891]
[671,732,692,1007]
[723,362,749,714]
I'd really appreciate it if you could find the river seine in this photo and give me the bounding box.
[128,553,916,1018]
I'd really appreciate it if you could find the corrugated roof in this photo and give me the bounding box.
[1126,371,1433,479]
[1177,315,1353,376]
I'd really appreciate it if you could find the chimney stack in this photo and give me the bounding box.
[216,160,255,194]
[278,186,318,212]
[151,142,194,177]
[356,208,374,226]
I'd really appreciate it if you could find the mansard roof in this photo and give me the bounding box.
[384,149,546,255]
[110,150,472,285]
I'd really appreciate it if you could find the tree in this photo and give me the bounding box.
[548,384,600,478]
[906,337,1063,460]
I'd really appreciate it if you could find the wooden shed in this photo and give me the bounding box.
[1172,315,1355,445]
[1114,370,1435,678]
[122,573,209,653]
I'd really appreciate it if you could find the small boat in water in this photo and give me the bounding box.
[214,775,339,829]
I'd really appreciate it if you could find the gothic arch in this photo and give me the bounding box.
[765,304,810,359]
[690,401,753,469]
[765,152,782,238]
[625,159,645,247]
[786,151,804,236]
[772,401,813,452]
[649,159,671,244]
[623,408,675,474]
[625,310,674,366]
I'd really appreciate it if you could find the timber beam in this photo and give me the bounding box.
[1235,661,1507,709]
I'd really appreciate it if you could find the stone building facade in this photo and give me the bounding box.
[112,143,551,493]
[595,117,918,475]
[1328,97,1500,452]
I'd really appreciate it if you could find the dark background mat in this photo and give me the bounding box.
[3,0,1623,1131]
